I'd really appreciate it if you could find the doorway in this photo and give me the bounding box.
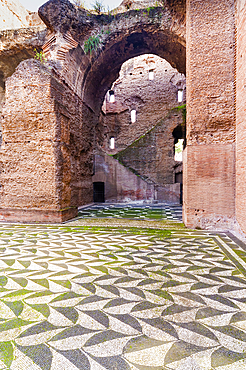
[93,182,105,203]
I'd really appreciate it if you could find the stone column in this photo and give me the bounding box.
[184,0,236,229]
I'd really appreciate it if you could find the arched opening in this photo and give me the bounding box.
[108,90,115,103]
[68,25,186,206]
[81,29,186,114]
[172,123,186,204]
[0,1,186,222]
[93,53,186,203]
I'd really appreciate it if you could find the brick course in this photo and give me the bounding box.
[0,59,94,222]
[236,0,246,234]
[184,0,236,230]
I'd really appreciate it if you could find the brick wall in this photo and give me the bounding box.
[100,55,186,187]
[93,152,181,203]
[236,0,246,234]
[183,144,236,230]
[113,109,184,186]
[0,59,93,222]
[93,153,155,202]
[184,0,236,229]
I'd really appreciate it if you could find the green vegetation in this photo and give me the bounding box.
[146,6,155,15]
[172,103,186,126]
[34,49,47,64]
[84,35,101,54]
[60,225,173,239]
[114,104,186,160]
[91,0,105,14]
[112,104,186,175]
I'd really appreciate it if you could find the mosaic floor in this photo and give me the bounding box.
[0,225,245,369]
[78,204,183,222]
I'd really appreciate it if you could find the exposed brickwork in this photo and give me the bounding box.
[99,55,185,190]
[3,0,246,234]
[38,0,186,116]
[112,109,184,186]
[184,0,236,230]
[0,27,47,116]
[93,153,155,202]
[183,144,236,230]
[93,152,181,203]
[0,0,187,223]
[101,56,185,151]
[0,0,29,30]
[236,0,246,234]
[0,0,44,30]
[186,0,235,146]
[0,59,94,222]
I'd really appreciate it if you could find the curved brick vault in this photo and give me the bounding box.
[38,0,186,113]
[0,0,186,223]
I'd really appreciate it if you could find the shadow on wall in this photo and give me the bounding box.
[92,152,181,203]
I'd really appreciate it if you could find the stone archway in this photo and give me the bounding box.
[38,0,186,112]
[0,0,186,222]
[95,54,186,204]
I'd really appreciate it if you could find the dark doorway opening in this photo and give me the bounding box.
[93,182,105,203]
[175,173,183,205]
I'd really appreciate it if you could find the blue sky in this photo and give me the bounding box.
[19,0,121,12]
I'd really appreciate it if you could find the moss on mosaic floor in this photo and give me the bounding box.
[77,204,183,223]
[0,205,245,369]
[0,225,244,369]
[68,217,186,231]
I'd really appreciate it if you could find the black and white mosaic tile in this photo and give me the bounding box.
[0,226,244,369]
[78,204,183,222]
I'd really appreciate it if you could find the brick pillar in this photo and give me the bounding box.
[184,0,236,229]
[0,59,78,222]
[236,0,246,234]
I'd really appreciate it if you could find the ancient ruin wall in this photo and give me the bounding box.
[0,2,46,127]
[38,0,186,115]
[236,0,246,235]
[101,56,185,150]
[99,55,185,188]
[93,153,155,202]
[0,0,44,30]
[0,27,47,114]
[112,110,184,186]
[0,0,187,222]
[184,0,236,230]
[0,59,93,222]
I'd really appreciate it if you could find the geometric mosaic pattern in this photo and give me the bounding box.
[78,204,183,222]
[0,226,245,369]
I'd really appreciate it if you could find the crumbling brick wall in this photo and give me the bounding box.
[100,55,186,188]
[113,110,184,186]
[236,0,246,235]
[184,0,236,230]
[0,59,93,222]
